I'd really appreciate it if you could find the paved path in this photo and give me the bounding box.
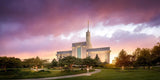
[19,69,101,80]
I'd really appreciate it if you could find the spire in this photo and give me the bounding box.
[86,20,92,48]
[88,20,89,31]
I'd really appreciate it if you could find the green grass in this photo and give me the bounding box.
[0,68,90,79]
[57,69,160,80]
[1,68,160,80]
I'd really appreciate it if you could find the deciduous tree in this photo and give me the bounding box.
[83,56,95,67]
[115,49,131,67]
[136,48,152,68]
[61,56,76,70]
[151,42,160,65]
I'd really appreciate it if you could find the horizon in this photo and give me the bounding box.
[0,0,160,63]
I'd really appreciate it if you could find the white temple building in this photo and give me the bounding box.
[56,21,111,63]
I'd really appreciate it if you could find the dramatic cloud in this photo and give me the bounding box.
[0,0,160,62]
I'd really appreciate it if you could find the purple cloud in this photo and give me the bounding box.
[0,0,160,58]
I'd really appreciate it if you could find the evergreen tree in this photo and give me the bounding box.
[94,54,101,67]
[51,58,58,67]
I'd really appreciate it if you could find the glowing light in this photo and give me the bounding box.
[60,33,74,40]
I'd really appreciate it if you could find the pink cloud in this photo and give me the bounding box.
[0,0,160,61]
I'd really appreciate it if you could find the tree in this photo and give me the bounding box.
[136,48,152,68]
[131,48,141,66]
[75,58,84,70]
[23,58,35,68]
[51,58,58,67]
[8,57,22,68]
[58,57,63,67]
[22,56,47,69]
[34,56,42,68]
[61,56,76,70]
[0,57,22,72]
[132,48,141,61]
[115,49,131,67]
[75,58,83,65]
[83,56,95,67]
[151,42,160,65]
[94,54,101,67]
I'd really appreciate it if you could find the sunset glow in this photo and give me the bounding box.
[0,0,160,63]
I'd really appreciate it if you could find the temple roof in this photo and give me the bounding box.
[87,47,110,52]
[57,50,72,54]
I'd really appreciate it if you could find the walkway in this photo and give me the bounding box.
[20,69,101,80]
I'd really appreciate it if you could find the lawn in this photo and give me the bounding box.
[0,68,90,79]
[1,68,160,80]
[57,69,160,80]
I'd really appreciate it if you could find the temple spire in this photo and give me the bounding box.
[86,20,92,48]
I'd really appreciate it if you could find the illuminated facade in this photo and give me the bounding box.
[56,21,111,63]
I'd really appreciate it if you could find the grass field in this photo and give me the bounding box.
[1,68,160,80]
[58,69,160,80]
[0,68,90,79]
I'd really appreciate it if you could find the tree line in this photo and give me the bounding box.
[2,42,159,72]
[115,42,160,69]
[0,54,101,72]
[51,54,101,71]
[0,56,48,72]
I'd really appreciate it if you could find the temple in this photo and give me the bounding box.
[56,21,111,63]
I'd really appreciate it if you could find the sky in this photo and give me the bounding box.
[0,0,160,63]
